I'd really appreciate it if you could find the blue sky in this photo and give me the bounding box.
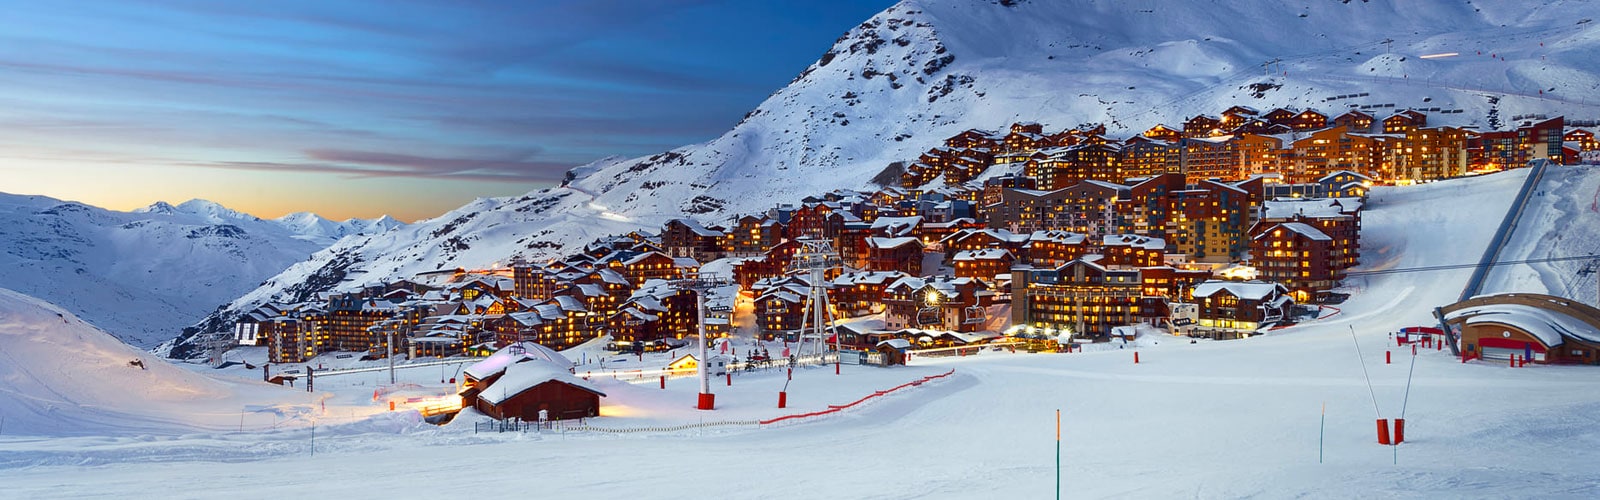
[0,0,894,221]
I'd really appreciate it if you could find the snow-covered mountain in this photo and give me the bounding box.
[136,199,405,246]
[0,193,401,348]
[274,211,406,245]
[169,0,1600,356]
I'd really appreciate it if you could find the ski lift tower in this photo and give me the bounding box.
[673,272,731,410]
[789,238,844,372]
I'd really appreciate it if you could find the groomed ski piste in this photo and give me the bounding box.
[4,166,1600,497]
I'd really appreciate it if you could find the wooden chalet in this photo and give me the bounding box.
[866,236,925,276]
[1190,280,1292,339]
[952,248,1014,280]
[1099,234,1165,268]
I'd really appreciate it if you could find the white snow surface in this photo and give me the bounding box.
[1481,164,1600,306]
[0,288,317,437]
[0,193,400,348]
[179,0,1600,352]
[6,170,1600,496]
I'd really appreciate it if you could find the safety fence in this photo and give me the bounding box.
[471,369,957,434]
[758,369,957,427]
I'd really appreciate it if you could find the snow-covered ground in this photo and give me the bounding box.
[1482,164,1600,305]
[5,169,1600,497]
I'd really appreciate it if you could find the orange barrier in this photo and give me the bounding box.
[759,369,955,426]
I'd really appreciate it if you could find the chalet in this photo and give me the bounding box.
[1440,293,1600,365]
[1183,115,1224,138]
[661,218,727,262]
[1190,280,1293,339]
[1250,222,1336,303]
[1003,122,1047,152]
[1262,107,1298,126]
[1332,110,1375,133]
[918,217,977,245]
[1024,230,1088,268]
[755,283,808,336]
[944,129,1002,150]
[1316,171,1370,198]
[1231,118,1290,136]
[831,271,907,317]
[1256,197,1363,280]
[489,296,599,350]
[473,360,603,421]
[952,248,1015,280]
[1565,128,1598,152]
[607,280,699,343]
[1382,110,1427,134]
[727,215,784,256]
[1099,234,1165,268]
[883,276,989,332]
[617,251,682,287]
[866,236,925,275]
[460,341,572,402]
[870,215,923,239]
[1143,124,1183,142]
[1219,106,1259,129]
[1290,109,1328,131]
[941,228,1027,262]
[731,239,802,289]
[1010,259,1141,340]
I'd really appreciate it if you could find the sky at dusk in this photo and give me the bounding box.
[0,0,895,222]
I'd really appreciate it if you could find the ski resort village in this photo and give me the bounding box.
[6,0,1600,497]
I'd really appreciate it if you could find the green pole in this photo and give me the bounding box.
[1319,402,1325,464]
[1056,409,1061,500]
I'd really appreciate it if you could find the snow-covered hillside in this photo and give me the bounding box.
[0,194,402,348]
[0,288,321,436]
[175,0,1600,354]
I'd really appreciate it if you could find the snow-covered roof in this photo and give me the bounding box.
[671,218,725,238]
[953,248,1012,261]
[463,342,572,381]
[478,359,604,406]
[1028,230,1085,245]
[1191,281,1285,301]
[1101,234,1165,250]
[1274,222,1332,241]
[877,338,912,349]
[868,236,922,249]
[1445,303,1600,346]
[1261,198,1363,219]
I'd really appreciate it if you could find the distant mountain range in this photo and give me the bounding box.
[168,0,1600,356]
[0,193,403,348]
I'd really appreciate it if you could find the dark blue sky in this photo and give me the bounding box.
[0,0,895,220]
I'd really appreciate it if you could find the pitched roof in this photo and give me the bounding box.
[463,342,573,381]
[477,359,605,406]
[1191,281,1286,301]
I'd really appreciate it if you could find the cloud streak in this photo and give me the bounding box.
[0,0,895,219]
